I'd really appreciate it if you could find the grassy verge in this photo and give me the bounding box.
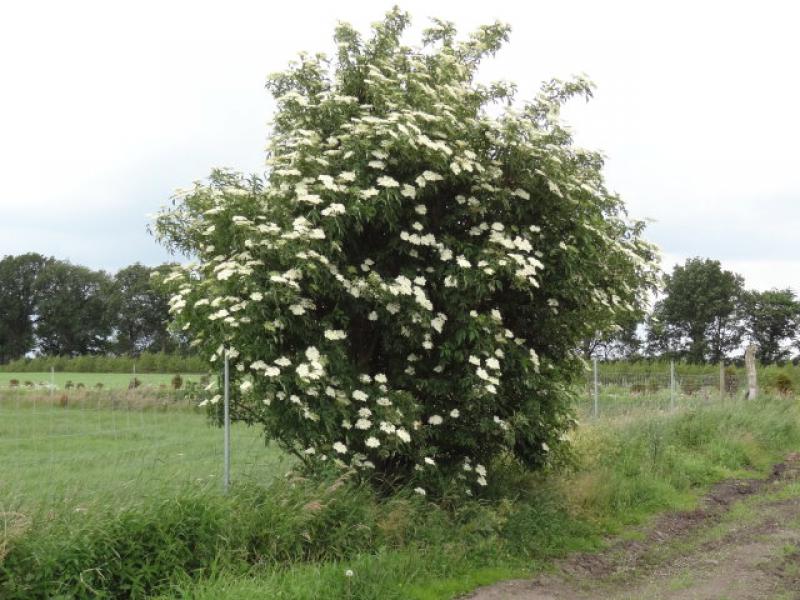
[1,396,798,599]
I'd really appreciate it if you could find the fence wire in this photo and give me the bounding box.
[0,386,286,511]
[579,363,745,420]
[0,363,762,510]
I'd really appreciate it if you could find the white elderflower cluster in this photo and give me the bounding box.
[324,329,347,340]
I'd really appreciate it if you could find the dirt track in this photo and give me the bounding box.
[465,455,800,600]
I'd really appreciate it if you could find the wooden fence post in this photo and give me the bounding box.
[745,344,758,400]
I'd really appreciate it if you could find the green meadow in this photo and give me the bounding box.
[2,390,799,599]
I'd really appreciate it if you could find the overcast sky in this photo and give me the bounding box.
[1,0,798,291]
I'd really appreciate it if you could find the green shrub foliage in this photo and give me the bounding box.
[154,10,657,494]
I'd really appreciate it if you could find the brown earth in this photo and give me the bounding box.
[464,454,800,600]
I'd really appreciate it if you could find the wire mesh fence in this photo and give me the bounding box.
[0,385,288,511]
[576,360,746,420]
[0,359,765,510]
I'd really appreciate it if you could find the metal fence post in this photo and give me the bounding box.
[593,357,599,418]
[223,352,231,493]
[670,360,675,411]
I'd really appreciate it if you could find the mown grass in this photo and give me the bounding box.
[1,395,798,599]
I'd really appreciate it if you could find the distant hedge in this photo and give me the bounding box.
[0,352,206,374]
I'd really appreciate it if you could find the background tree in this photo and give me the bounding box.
[109,263,173,355]
[742,288,800,364]
[649,258,744,363]
[34,261,113,356]
[155,10,659,495]
[581,310,646,360]
[0,253,50,363]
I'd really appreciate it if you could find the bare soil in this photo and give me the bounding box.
[465,454,800,600]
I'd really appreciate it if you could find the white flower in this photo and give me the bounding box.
[275,356,292,367]
[512,188,530,200]
[333,442,348,454]
[321,203,346,217]
[477,476,488,486]
[486,357,500,370]
[289,304,306,315]
[264,366,281,377]
[414,204,427,215]
[352,390,368,402]
[324,329,347,340]
[542,442,550,452]
[303,447,316,455]
[368,311,378,321]
[422,170,442,181]
[360,187,379,199]
[379,421,396,434]
[365,436,380,448]
[377,397,392,407]
[475,464,487,477]
[450,409,460,418]
[476,368,489,380]
[344,569,354,577]
[374,373,387,384]
[424,457,436,465]
[414,487,426,496]
[428,415,443,426]
[358,407,372,418]
[305,346,320,362]
[355,418,372,430]
[401,184,416,198]
[456,256,471,268]
[240,381,253,393]
[250,360,268,371]
[250,292,263,301]
[377,175,399,188]
[396,428,411,442]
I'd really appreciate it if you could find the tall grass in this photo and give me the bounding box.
[2,395,798,599]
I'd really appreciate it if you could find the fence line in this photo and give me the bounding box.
[1,359,781,509]
[581,360,756,419]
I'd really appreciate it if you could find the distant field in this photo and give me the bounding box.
[0,398,287,509]
[0,372,207,390]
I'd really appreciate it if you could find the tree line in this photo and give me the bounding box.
[2,253,796,368]
[0,253,181,363]
[587,257,800,364]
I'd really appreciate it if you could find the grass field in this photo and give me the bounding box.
[2,390,799,599]
[0,395,287,509]
[0,372,207,390]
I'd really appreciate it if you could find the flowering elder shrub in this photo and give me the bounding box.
[153,9,658,495]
